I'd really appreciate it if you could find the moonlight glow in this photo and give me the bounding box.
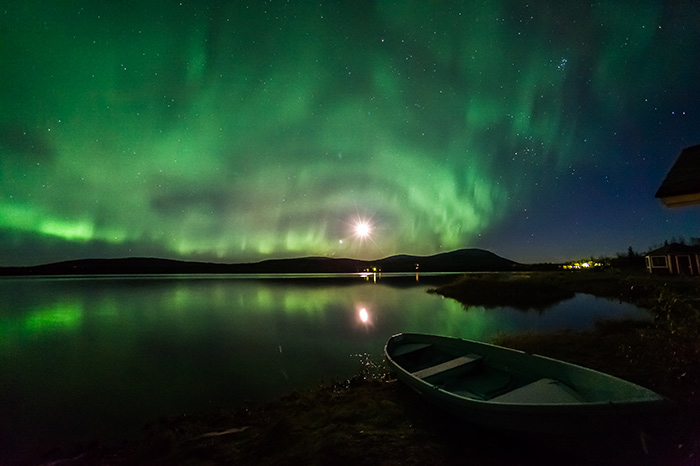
[1,1,699,266]
[359,308,369,323]
[355,222,372,239]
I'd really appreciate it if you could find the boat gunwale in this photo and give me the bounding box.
[384,333,666,408]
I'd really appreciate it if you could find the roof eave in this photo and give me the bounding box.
[657,192,700,208]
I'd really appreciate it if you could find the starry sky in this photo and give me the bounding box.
[1,1,699,267]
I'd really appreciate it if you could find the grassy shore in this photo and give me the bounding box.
[434,270,700,403]
[29,270,700,465]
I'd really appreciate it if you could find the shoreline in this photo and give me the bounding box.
[21,270,700,465]
[434,270,700,402]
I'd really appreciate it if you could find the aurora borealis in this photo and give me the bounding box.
[1,1,699,266]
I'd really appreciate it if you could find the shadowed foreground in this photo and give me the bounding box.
[29,375,695,466]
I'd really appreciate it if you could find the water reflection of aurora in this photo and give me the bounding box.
[1,276,650,462]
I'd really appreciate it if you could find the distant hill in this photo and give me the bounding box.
[375,249,517,272]
[0,248,519,276]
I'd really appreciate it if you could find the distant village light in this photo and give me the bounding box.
[562,261,602,270]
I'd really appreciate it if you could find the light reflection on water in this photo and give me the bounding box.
[0,273,649,460]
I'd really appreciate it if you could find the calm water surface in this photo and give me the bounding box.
[0,273,649,461]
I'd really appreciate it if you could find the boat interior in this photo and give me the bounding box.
[390,341,584,404]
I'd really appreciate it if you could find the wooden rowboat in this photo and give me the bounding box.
[384,333,669,434]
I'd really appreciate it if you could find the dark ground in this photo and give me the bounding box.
[23,270,700,465]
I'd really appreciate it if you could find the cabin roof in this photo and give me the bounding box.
[646,243,700,256]
[655,144,700,207]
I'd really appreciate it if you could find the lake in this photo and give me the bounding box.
[0,273,650,461]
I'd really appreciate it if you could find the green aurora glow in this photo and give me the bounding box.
[1,1,699,265]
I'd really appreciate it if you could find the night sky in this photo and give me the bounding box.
[1,1,699,267]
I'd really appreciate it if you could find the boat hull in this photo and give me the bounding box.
[385,333,669,434]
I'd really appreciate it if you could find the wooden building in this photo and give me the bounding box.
[650,145,700,274]
[645,243,700,275]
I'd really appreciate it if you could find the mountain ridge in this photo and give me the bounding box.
[0,248,520,276]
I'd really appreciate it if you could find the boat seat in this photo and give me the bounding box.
[490,378,582,404]
[392,343,432,358]
[412,354,482,380]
